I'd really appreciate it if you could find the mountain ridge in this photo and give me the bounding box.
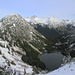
[25,16,73,28]
[0,14,55,74]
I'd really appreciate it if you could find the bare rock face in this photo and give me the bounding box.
[1,14,33,41]
[0,14,49,53]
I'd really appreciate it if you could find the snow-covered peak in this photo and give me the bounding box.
[1,14,24,25]
[25,16,49,25]
[30,16,42,24]
[25,17,30,22]
[49,16,62,22]
[49,16,57,21]
[25,16,72,28]
[25,16,62,24]
[72,20,75,27]
[47,16,62,25]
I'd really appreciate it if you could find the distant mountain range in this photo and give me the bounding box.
[25,16,75,28]
[25,16,75,41]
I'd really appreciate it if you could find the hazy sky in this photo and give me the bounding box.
[0,0,75,20]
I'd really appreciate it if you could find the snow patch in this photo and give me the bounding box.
[37,60,75,75]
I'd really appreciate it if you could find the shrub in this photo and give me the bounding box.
[0,51,1,54]
[11,61,16,65]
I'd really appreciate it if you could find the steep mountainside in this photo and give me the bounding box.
[0,14,55,74]
[25,16,70,41]
[25,16,75,41]
[25,16,75,57]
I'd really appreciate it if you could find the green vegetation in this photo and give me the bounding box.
[0,72,3,75]
[0,51,1,54]
[11,61,16,65]
[15,32,57,70]
[33,67,39,74]
[2,56,6,59]
[16,39,46,70]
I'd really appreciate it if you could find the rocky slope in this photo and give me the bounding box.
[0,14,54,74]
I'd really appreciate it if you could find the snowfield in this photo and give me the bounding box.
[46,62,75,75]
[0,40,33,75]
[37,59,75,75]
